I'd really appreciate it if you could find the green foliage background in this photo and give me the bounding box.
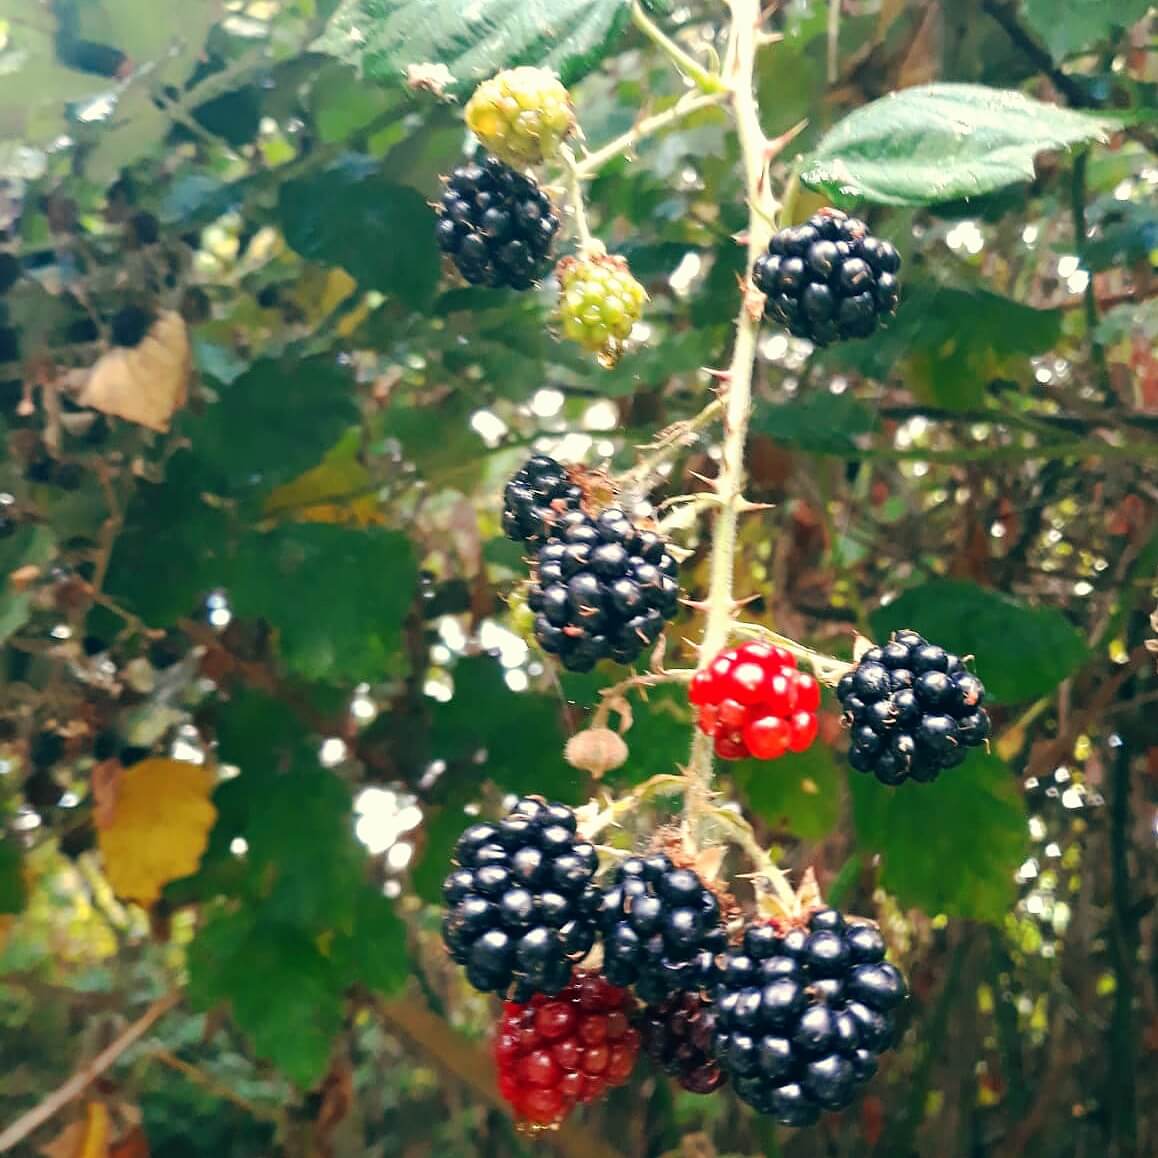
[0,1,1155,1156]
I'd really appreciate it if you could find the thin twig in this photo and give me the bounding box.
[148,1049,283,1124]
[0,993,180,1152]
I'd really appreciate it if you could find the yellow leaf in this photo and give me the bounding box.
[97,759,216,905]
[77,312,190,433]
[263,436,383,527]
[40,1102,111,1158]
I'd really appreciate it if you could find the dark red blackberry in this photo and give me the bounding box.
[494,969,640,1127]
[713,909,906,1126]
[502,455,584,544]
[640,991,726,1094]
[751,209,900,346]
[597,853,727,1005]
[528,509,680,673]
[836,630,990,785]
[435,155,560,290]
[441,796,599,1000]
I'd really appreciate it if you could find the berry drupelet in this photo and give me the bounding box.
[713,908,907,1126]
[690,642,821,761]
[752,209,900,346]
[465,67,575,170]
[502,455,584,544]
[442,797,599,1000]
[528,508,680,672]
[436,156,560,290]
[556,253,647,366]
[640,991,727,1094]
[837,630,990,785]
[495,969,639,1127]
[598,852,728,1005]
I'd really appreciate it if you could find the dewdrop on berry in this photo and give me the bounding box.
[556,253,647,367]
[465,67,576,169]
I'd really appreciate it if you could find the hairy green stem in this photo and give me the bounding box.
[630,0,728,94]
[684,0,779,823]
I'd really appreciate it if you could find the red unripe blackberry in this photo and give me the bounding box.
[690,642,821,762]
[501,455,584,544]
[441,797,600,1000]
[640,991,726,1094]
[752,209,900,346]
[713,908,907,1126]
[436,155,560,290]
[837,631,990,785]
[495,969,640,1127]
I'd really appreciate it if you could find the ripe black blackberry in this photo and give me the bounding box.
[501,455,584,544]
[435,156,560,290]
[641,991,727,1094]
[752,209,900,346]
[837,630,990,786]
[598,853,728,1005]
[441,796,599,1000]
[713,909,907,1126]
[528,509,680,672]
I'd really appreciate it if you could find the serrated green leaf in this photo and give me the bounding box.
[1022,0,1153,61]
[800,83,1113,207]
[870,580,1088,704]
[187,907,343,1087]
[732,744,842,842]
[849,752,1027,923]
[227,525,416,682]
[0,842,27,914]
[278,155,438,309]
[750,392,878,454]
[319,0,633,98]
[191,357,359,496]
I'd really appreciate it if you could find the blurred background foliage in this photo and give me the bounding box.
[0,1,1155,1156]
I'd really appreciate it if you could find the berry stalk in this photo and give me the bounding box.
[684,0,779,821]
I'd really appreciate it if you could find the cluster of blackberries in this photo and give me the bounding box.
[752,209,900,346]
[501,454,584,544]
[441,797,599,1000]
[713,909,906,1125]
[837,630,990,785]
[436,156,559,290]
[528,507,680,673]
[599,852,729,1005]
[495,970,639,1127]
[640,991,726,1094]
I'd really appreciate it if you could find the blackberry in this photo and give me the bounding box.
[436,156,559,290]
[837,631,990,785]
[752,209,900,346]
[641,991,727,1094]
[465,68,575,170]
[501,455,584,544]
[598,853,728,1005]
[494,969,639,1127]
[713,909,907,1126]
[528,509,680,672]
[441,796,599,1000]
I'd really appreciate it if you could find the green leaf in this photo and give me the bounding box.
[227,525,416,682]
[848,752,1027,923]
[732,745,842,842]
[187,907,343,1087]
[870,580,1088,704]
[750,392,878,454]
[191,356,359,496]
[1022,0,1153,61]
[800,83,1113,207]
[103,452,230,625]
[245,769,364,931]
[0,842,27,914]
[278,155,439,309]
[330,885,409,995]
[320,0,633,98]
[0,524,56,644]
[213,689,312,775]
[825,282,1063,407]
